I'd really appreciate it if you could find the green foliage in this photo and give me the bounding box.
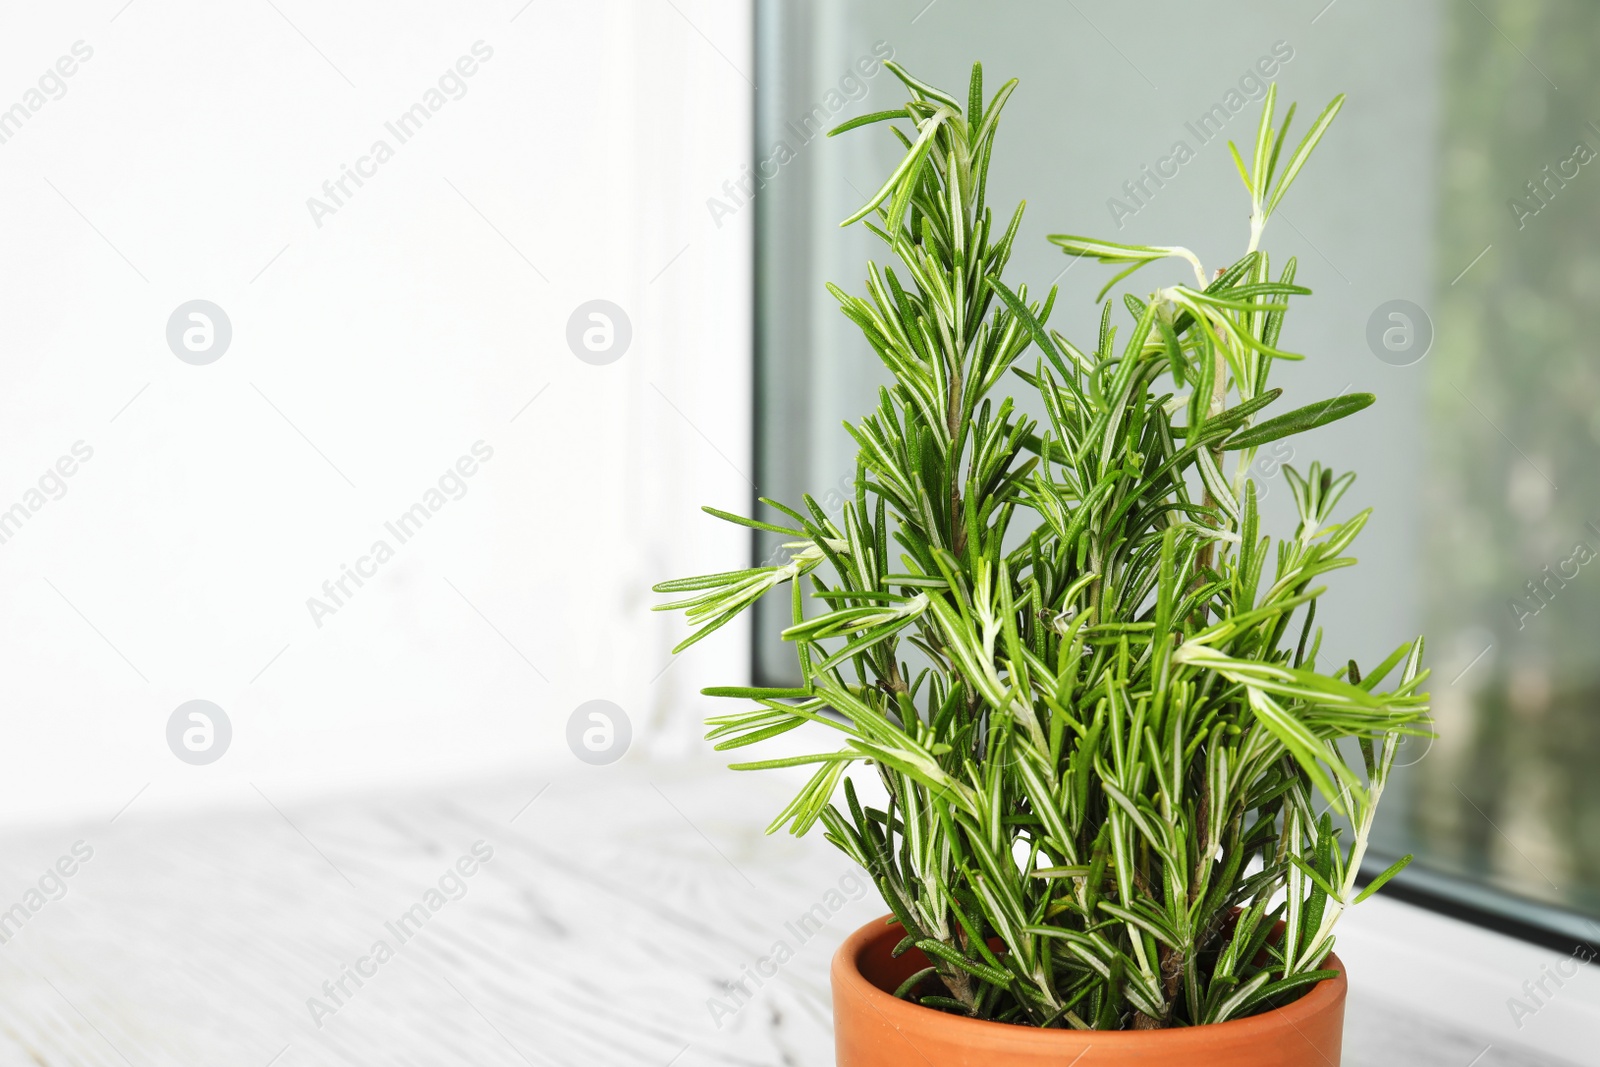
[655,63,1430,1030]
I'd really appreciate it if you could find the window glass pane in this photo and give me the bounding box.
[753,0,1600,934]
[1397,0,1600,926]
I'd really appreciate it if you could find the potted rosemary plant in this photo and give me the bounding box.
[656,62,1429,1065]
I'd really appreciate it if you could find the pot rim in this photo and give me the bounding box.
[832,914,1347,1049]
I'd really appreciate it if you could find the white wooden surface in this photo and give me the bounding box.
[0,762,1581,1066]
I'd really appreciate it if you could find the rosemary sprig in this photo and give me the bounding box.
[655,62,1428,1030]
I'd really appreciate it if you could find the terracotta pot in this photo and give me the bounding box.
[832,916,1346,1066]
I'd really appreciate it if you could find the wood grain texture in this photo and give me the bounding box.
[0,762,1578,1066]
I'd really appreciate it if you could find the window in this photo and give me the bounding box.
[753,0,1600,949]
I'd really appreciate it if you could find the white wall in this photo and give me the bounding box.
[0,0,752,824]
